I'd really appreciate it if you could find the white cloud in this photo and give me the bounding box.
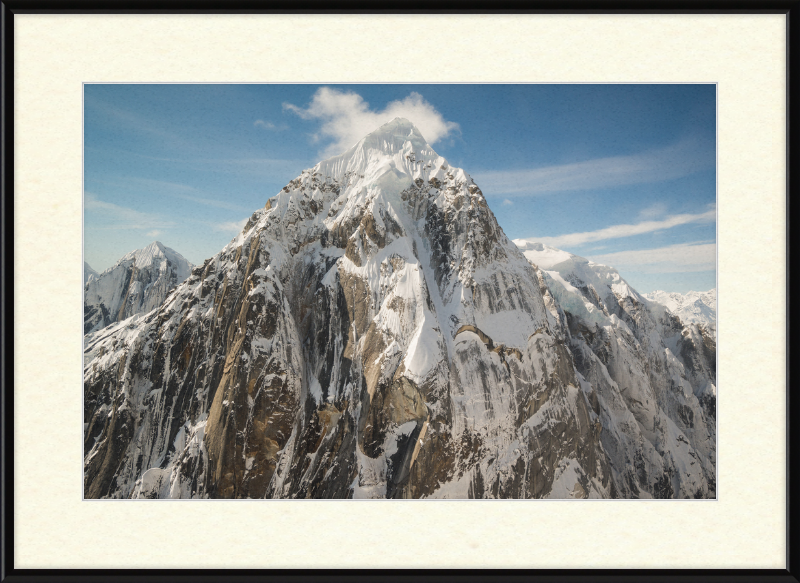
[638,202,669,220]
[254,119,288,131]
[472,137,714,195]
[84,192,174,230]
[85,96,187,146]
[502,199,513,206]
[589,242,716,274]
[582,245,607,253]
[128,177,250,211]
[146,230,162,238]
[519,206,716,248]
[134,177,196,192]
[284,87,460,157]
[213,218,248,233]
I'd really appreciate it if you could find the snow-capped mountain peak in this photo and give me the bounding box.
[311,117,472,195]
[83,241,193,334]
[513,239,716,497]
[82,123,716,500]
[118,241,192,280]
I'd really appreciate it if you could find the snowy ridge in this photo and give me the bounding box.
[515,240,717,497]
[516,241,644,307]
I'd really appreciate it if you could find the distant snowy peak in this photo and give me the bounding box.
[84,262,98,284]
[644,289,716,329]
[84,241,193,334]
[116,241,192,281]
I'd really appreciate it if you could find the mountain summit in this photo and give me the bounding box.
[84,241,192,334]
[83,121,715,499]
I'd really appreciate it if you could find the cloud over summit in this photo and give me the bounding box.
[284,87,459,157]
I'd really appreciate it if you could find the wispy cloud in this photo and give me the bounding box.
[85,146,306,180]
[199,158,306,179]
[502,199,514,206]
[519,206,716,248]
[87,146,300,168]
[146,230,162,238]
[84,192,174,230]
[213,218,248,233]
[589,241,716,274]
[134,177,197,192]
[84,96,187,146]
[254,119,287,131]
[638,202,669,220]
[473,137,714,195]
[130,177,250,211]
[284,87,460,157]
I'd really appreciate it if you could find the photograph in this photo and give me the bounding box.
[82,83,717,500]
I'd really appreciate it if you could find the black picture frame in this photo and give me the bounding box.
[1,3,796,582]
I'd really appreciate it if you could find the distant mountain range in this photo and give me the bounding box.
[643,289,716,331]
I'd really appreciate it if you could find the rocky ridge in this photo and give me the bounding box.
[515,241,716,497]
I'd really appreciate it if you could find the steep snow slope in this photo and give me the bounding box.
[515,241,716,497]
[84,262,98,284]
[84,242,193,334]
[643,289,716,331]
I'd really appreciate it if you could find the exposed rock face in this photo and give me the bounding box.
[516,242,716,498]
[83,119,714,499]
[84,242,193,334]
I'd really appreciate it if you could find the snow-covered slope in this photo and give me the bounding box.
[643,289,716,331]
[83,119,714,499]
[83,242,193,334]
[84,262,98,284]
[515,241,716,497]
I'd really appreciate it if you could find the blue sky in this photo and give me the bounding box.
[84,84,716,293]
